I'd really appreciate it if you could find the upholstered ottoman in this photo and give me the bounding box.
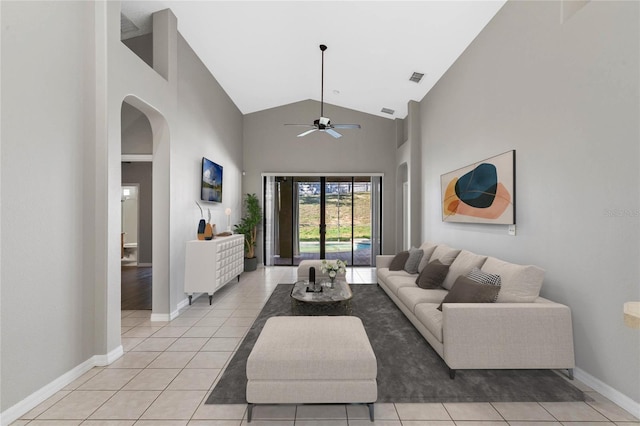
[297,259,346,281]
[246,316,377,422]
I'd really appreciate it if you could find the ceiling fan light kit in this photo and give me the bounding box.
[285,44,361,139]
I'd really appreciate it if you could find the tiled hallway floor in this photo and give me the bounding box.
[12,267,639,425]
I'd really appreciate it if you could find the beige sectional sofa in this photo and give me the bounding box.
[376,242,575,379]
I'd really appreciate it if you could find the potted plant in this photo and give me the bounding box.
[234,193,262,271]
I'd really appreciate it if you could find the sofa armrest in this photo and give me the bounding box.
[376,255,395,269]
[442,302,575,370]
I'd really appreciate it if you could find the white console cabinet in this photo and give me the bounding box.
[184,234,244,305]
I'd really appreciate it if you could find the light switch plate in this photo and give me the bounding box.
[508,225,516,236]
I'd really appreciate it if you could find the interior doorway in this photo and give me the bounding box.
[264,175,382,267]
[121,100,154,311]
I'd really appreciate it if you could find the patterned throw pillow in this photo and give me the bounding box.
[415,259,450,289]
[403,247,424,274]
[467,267,502,286]
[466,267,501,302]
[438,276,501,311]
[389,251,410,271]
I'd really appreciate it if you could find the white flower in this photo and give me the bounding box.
[320,259,348,276]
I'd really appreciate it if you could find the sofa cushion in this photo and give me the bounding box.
[437,276,501,311]
[441,250,488,290]
[416,260,450,289]
[389,251,410,271]
[414,303,444,342]
[467,267,501,286]
[417,242,438,272]
[429,244,461,266]
[377,267,416,283]
[482,257,544,303]
[398,287,448,312]
[386,275,420,296]
[404,247,424,274]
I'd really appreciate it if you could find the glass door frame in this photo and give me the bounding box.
[262,172,383,267]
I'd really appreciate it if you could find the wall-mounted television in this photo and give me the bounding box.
[201,157,223,203]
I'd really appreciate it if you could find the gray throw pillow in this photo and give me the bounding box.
[415,259,450,289]
[403,247,424,274]
[389,251,410,271]
[437,275,501,311]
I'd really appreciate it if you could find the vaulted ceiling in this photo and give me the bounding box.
[121,1,506,119]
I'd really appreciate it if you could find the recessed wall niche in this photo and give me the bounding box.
[120,5,153,69]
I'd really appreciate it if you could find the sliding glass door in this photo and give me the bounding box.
[264,175,381,267]
[298,177,321,261]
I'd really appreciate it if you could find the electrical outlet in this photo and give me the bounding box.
[508,225,516,236]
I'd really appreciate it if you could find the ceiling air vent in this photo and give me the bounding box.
[381,108,395,115]
[409,72,424,83]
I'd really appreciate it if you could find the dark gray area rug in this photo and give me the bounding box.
[206,283,584,404]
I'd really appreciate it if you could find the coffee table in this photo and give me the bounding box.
[290,279,353,315]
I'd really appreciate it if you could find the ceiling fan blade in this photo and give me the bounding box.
[325,128,343,139]
[285,45,355,139]
[331,124,361,129]
[297,128,318,137]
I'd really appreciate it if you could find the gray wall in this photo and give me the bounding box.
[243,100,398,258]
[171,33,244,309]
[122,162,153,264]
[122,33,153,69]
[420,0,639,404]
[0,2,244,415]
[121,101,153,154]
[1,1,97,411]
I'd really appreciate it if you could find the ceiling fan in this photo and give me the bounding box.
[285,44,361,139]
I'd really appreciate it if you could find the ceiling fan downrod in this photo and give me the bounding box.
[283,42,361,138]
[320,44,326,118]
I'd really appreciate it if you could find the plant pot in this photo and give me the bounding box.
[244,257,258,272]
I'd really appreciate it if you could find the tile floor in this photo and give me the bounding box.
[11,267,639,425]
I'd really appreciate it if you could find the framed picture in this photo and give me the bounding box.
[201,157,223,203]
[441,150,515,224]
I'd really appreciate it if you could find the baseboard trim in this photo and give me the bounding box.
[574,367,640,418]
[150,298,190,322]
[169,306,181,321]
[150,312,170,322]
[176,297,190,314]
[0,346,124,426]
[94,345,124,366]
[137,262,152,267]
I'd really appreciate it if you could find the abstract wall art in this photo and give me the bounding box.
[441,150,515,224]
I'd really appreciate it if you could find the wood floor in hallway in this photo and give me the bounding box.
[121,266,152,311]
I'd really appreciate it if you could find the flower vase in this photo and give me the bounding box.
[204,222,214,240]
[328,276,335,288]
[197,219,206,240]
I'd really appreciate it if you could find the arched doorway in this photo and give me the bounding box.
[120,96,171,320]
[121,101,153,310]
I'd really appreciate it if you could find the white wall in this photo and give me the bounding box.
[242,100,397,257]
[420,0,639,409]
